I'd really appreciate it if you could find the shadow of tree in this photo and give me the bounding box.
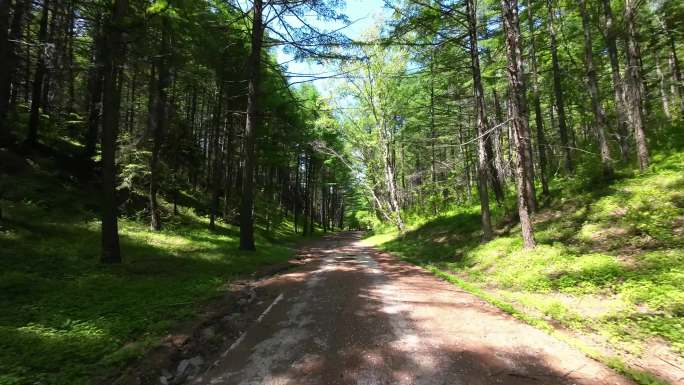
[196,233,632,385]
[0,201,295,385]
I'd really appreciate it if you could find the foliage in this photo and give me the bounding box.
[365,150,684,382]
[0,148,306,385]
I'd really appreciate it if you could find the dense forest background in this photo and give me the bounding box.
[0,0,683,384]
[0,0,359,258]
[328,0,683,244]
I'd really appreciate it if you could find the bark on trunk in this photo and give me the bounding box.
[624,0,649,171]
[601,0,630,160]
[149,17,170,231]
[304,154,315,236]
[100,0,128,263]
[1,0,28,138]
[222,118,234,221]
[547,0,572,172]
[294,155,300,234]
[501,0,536,249]
[466,0,493,241]
[239,0,263,250]
[209,85,224,230]
[84,19,105,159]
[66,1,75,113]
[0,0,12,137]
[579,0,613,178]
[492,89,509,181]
[0,1,10,89]
[667,36,684,113]
[525,0,549,196]
[381,120,405,232]
[26,0,50,147]
[653,45,671,120]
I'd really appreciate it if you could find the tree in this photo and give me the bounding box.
[547,0,572,172]
[579,0,613,178]
[624,0,649,171]
[237,0,348,250]
[601,0,630,160]
[25,0,50,147]
[501,0,535,249]
[524,0,549,195]
[465,0,493,240]
[239,0,264,250]
[149,15,171,231]
[100,0,128,263]
[84,18,105,160]
[0,0,15,138]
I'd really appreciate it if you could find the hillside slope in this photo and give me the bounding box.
[0,145,308,385]
[365,150,684,385]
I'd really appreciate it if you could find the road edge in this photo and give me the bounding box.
[365,243,670,385]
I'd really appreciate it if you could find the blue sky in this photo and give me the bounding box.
[273,0,387,91]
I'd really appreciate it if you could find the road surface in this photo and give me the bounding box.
[192,232,633,385]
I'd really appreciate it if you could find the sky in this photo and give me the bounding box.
[273,0,387,92]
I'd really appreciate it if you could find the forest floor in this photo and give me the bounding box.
[0,146,313,385]
[187,231,634,385]
[365,150,684,385]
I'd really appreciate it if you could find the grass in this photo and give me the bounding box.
[364,150,684,384]
[0,149,311,385]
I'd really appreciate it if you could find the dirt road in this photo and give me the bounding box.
[192,232,634,385]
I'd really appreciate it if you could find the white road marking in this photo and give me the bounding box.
[219,293,285,358]
[257,293,285,323]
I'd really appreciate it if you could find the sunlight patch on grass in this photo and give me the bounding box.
[0,174,304,385]
[366,151,684,383]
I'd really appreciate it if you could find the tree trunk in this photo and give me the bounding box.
[149,17,170,231]
[42,0,59,117]
[0,0,13,137]
[321,173,328,233]
[429,55,436,187]
[209,85,224,230]
[624,0,649,171]
[381,123,405,232]
[653,44,671,120]
[222,118,234,221]
[667,36,684,113]
[0,0,11,95]
[501,0,536,249]
[26,0,50,147]
[2,0,29,134]
[239,0,263,250]
[525,0,549,196]
[84,19,104,160]
[126,68,137,133]
[466,0,493,241]
[294,154,300,234]
[66,0,75,113]
[547,0,572,172]
[100,0,128,263]
[22,18,32,106]
[458,123,472,204]
[601,0,630,160]
[492,88,510,182]
[305,154,315,236]
[579,0,613,178]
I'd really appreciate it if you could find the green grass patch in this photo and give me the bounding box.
[0,159,308,385]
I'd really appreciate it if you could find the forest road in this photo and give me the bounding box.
[191,231,634,385]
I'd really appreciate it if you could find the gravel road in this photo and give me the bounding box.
[191,232,634,385]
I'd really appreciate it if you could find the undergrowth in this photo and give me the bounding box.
[365,149,684,384]
[0,148,309,385]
